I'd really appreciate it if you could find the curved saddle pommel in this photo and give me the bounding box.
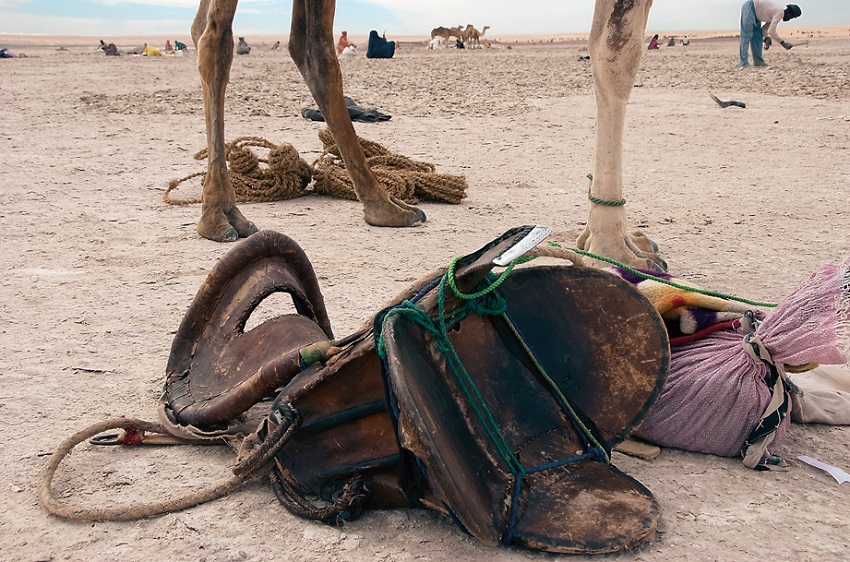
[162,231,334,431]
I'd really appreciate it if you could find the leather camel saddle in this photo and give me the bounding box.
[160,226,670,554]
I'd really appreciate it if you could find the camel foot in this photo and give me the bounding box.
[363,196,426,227]
[197,207,258,242]
[226,207,259,238]
[627,231,659,254]
[626,231,666,271]
[576,228,667,272]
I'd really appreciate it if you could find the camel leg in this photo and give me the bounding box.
[191,0,258,242]
[289,0,425,227]
[577,0,666,271]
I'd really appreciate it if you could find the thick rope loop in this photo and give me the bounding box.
[587,187,626,207]
[39,418,249,521]
[585,173,626,206]
[40,407,303,522]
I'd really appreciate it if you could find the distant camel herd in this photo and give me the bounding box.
[430,24,490,48]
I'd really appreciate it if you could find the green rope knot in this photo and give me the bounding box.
[466,290,507,317]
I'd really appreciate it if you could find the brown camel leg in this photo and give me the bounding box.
[289,0,425,227]
[192,0,258,242]
[577,0,666,271]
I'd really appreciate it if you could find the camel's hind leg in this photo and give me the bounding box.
[191,0,258,242]
[288,0,424,227]
[577,0,666,271]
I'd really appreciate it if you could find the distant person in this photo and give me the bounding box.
[236,37,251,55]
[337,31,353,55]
[143,43,163,56]
[339,45,358,58]
[647,34,660,50]
[99,39,120,56]
[428,36,445,49]
[739,1,802,67]
[165,40,173,52]
[366,30,395,59]
[271,40,281,51]
[174,40,188,51]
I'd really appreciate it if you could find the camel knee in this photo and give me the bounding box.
[191,0,212,48]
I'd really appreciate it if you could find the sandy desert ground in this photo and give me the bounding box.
[1,31,849,562]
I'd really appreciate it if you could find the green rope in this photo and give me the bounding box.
[585,174,626,207]
[378,256,607,476]
[445,255,533,300]
[551,242,779,308]
[376,275,523,474]
[587,189,626,207]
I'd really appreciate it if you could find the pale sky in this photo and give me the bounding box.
[1,0,847,37]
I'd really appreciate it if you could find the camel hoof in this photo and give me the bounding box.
[390,196,426,225]
[647,257,668,273]
[199,223,240,243]
[227,210,258,238]
[364,203,425,227]
[236,220,259,238]
[628,231,660,254]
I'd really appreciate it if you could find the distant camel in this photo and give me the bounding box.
[461,24,474,46]
[465,25,490,49]
[430,26,464,44]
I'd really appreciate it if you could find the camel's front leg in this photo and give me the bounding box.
[192,0,258,242]
[577,0,665,271]
[289,0,424,227]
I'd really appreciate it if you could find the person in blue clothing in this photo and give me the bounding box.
[739,1,802,67]
[366,30,395,59]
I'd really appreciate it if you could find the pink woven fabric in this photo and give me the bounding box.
[634,257,850,457]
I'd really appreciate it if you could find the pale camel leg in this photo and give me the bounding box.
[192,0,258,242]
[577,0,666,271]
[289,0,424,227]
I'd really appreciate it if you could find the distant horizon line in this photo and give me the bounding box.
[2,25,847,47]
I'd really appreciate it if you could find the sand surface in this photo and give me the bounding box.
[1,33,849,562]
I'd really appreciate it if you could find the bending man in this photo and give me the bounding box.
[740,1,802,67]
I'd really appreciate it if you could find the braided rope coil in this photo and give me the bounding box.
[312,128,468,204]
[164,136,312,205]
[165,131,468,206]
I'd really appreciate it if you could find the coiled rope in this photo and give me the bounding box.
[164,136,312,205]
[165,130,468,206]
[311,128,468,204]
